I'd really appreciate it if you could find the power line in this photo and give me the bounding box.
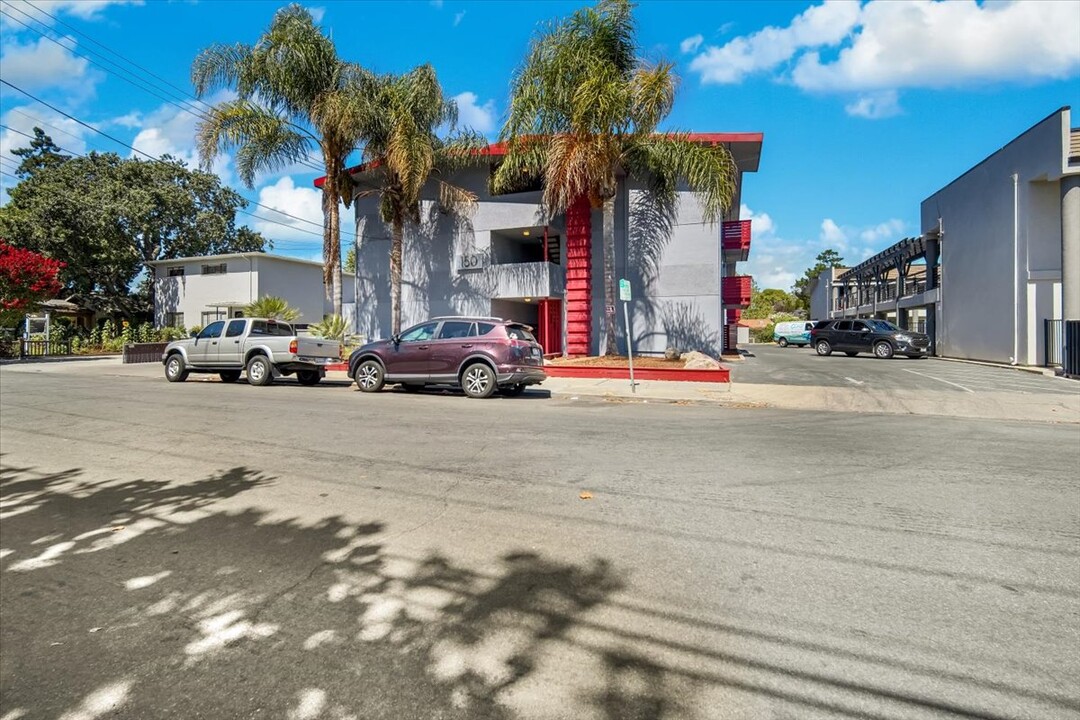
[3,0,327,174]
[0,79,350,240]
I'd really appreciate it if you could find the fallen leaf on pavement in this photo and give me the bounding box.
[579,491,593,500]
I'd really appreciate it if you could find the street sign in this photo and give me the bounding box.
[618,278,631,302]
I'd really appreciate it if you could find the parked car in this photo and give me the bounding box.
[348,316,546,398]
[162,318,341,385]
[773,320,814,347]
[809,319,930,359]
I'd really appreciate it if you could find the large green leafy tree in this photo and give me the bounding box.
[192,4,371,317]
[792,249,845,312]
[0,132,265,315]
[494,0,737,354]
[356,65,485,335]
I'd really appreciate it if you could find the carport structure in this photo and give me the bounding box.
[829,232,942,352]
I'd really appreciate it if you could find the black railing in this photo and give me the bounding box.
[1065,320,1080,378]
[123,342,170,364]
[0,339,73,359]
[1044,319,1063,367]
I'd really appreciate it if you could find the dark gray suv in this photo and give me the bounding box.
[809,319,930,359]
[348,316,547,398]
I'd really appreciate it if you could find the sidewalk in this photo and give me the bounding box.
[536,375,1080,424]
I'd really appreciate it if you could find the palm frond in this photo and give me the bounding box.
[196,100,312,188]
[626,134,736,224]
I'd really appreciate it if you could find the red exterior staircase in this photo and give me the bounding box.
[565,196,592,355]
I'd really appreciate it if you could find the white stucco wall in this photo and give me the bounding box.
[921,108,1071,365]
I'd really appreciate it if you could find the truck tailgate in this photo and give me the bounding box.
[294,337,340,361]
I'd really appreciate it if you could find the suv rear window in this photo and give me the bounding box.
[476,322,496,336]
[813,320,832,330]
[506,324,536,342]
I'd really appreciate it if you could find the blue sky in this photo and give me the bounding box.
[1,0,1078,291]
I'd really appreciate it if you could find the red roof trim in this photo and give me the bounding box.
[314,132,764,188]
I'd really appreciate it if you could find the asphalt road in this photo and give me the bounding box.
[730,344,1080,395]
[1,361,1078,720]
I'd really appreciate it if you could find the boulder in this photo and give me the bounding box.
[681,350,721,370]
[664,346,681,361]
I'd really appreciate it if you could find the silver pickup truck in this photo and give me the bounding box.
[161,318,341,386]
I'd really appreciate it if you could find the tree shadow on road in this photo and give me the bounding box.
[0,463,623,719]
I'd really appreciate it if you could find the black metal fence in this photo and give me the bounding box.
[1065,320,1080,379]
[122,342,169,364]
[0,339,72,359]
[1044,319,1063,367]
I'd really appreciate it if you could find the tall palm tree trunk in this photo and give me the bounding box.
[390,217,404,336]
[602,195,618,356]
[322,174,343,317]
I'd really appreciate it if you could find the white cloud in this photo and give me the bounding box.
[453,10,465,26]
[453,92,497,134]
[0,35,104,101]
[128,91,235,183]
[792,0,1080,92]
[820,218,847,246]
[688,0,859,84]
[680,34,704,54]
[740,203,775,237]
[430,0,443,7]
[307,6,326,23]
[844,90,900,119]
[687,0,1080,118]
[108,111,143,129]
[859,218,905,243]
[253,176,325,242]
[1,105,91,163]
[26,0,143,21]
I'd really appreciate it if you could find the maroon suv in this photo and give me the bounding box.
[348,316,547,398]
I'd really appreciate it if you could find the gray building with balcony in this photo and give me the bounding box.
[823,107,1080,367]
[342,134,762,356]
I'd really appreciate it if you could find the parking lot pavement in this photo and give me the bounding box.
[732,344,1079,396]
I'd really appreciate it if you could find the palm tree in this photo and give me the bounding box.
[355,65,485,335]
[494,0,737,354]
[244,295,300,322]
[191,4,372,317]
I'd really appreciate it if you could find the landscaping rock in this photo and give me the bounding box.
[664,346,681,361]
[681,351,721,370]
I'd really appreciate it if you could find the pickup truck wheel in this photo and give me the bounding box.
[246,355,273,386]
[219,371,241,383]
[355,360,385,392]
[296,370,321,386]
[499,383,527,397]
[462,362,496,399]
[164,354,188,382]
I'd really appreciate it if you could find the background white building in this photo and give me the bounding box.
[150,253,355,330]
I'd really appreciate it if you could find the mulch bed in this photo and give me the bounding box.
[546,355,687,369]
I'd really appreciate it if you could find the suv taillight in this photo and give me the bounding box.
[289,339,298,354]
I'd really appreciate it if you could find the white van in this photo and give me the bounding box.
[773,320,814,347]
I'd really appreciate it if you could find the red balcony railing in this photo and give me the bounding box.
[726,308,742,324]
[721,220,752,257]
[722,275,752,307]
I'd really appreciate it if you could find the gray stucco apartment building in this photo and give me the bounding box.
[337,134,762,356]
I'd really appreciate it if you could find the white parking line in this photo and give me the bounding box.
[844,377,864,386]
[903,368,975,393]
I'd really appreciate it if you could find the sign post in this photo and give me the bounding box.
[618,278,635,393]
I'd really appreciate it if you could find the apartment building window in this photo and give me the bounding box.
[201,263,227,275]
[164,312,184,327]
[167,266,185,277]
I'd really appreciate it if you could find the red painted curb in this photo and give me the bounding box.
[544,365,729,383]
[327,363,348,372]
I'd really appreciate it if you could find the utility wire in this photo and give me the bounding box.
[0,79,350,241]
[4,0,327,173]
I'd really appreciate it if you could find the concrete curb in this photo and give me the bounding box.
[547,389,766,408]
[933,356,1062,378]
